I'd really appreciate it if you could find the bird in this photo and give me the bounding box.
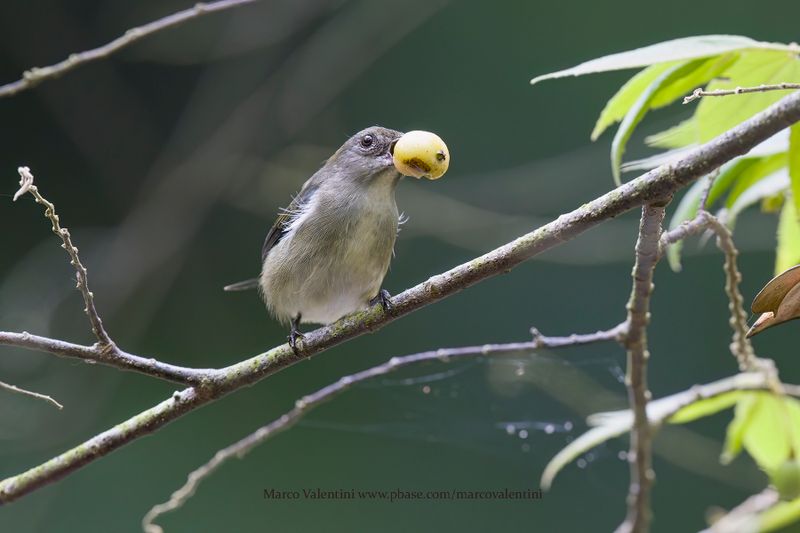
[225,126,448,353]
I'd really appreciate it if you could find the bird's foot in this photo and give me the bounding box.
[370,289,393,313]
[288,329,305,355]
[288,314,305,355]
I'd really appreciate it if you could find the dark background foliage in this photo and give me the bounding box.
[0,1,798,531]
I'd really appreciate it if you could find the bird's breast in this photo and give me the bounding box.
[260,178,400,325]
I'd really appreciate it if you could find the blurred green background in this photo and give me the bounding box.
[1,1,799,531]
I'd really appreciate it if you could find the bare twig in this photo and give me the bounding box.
[0,0,262,99]
[531,322,628,348]
[659,214,712,251]
[8,169,215,386]
[0,379,63,410]
[699,170,719,211]
[616,203,666,533]
[3,89,800,505]
[684,83,800,104]
[659,210,755,370]
[701,215,756,370]
[14,167,112,347]
[0,331,212,385]
[143,328,623,531]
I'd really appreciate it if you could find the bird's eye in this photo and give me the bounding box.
[360,134,374,148]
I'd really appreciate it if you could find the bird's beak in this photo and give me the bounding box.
[384,138,400,168]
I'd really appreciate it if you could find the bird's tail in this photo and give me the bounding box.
[223,278,259,292]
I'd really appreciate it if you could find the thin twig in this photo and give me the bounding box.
[699,170,719,211]
[0,380,63,410]
[701,214,756,370]
[143,329,623,532]
[659,214,711,251]
[0,331,212,385]
[531,322,628,348]
[616,203,665,533]
[9,170,215,385]
[14,167,112,347]
[684,83,800,104]
[659,210,756,370]
[0,0,261,99]
[3,89,800,505]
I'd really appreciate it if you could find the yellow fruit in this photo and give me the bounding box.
[392,130,450,180]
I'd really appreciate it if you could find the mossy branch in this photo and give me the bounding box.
[2,89,800,507]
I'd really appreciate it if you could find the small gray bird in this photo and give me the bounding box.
[225,126,407,351]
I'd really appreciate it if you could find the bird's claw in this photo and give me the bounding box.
[370,289,393,312]
[288,329,305,355]
[288,314,305,355]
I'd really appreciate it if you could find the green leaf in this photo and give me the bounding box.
[591,63,674,140]
[727,168,789,229]
[645,118,698,149]
[665,176,711,271]
[622,147,694,173]
[668,390,742,423]
[664,158,754,271]
[625,127,787,173]
[722,392,760,464]
[771,460,800,501]
[540,423,629,490]
[723,154,789,227]
[611,60,703,185]
[790,124,800,215]
[737,393,800,471]
[776,199,800,276]
[726,155,788,209]
[760,496,800,532]
[740,394,787,471]
[649,53,740,108]
[530,35,795,85]
[697,50,800,142]
[592,54,740,142]
[541,374,771,490]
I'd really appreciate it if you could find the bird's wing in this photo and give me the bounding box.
[222,176,321,293]
[261,178,320,261]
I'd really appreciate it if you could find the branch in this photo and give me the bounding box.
[7,168,215,385]
[702,214,756,371]
[0,379,63,410]
[0,0,261,99]
[143,327,623,531]
[684,83,800,104]
[616,203,665,533]
[698,171,718,210]
[3,89,800,505]
[14,167,112,346]
[6,89,800,379]
[0,331,212,385]
[531,322,628,348]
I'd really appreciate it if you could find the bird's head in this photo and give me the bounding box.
[327,126,403,183]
